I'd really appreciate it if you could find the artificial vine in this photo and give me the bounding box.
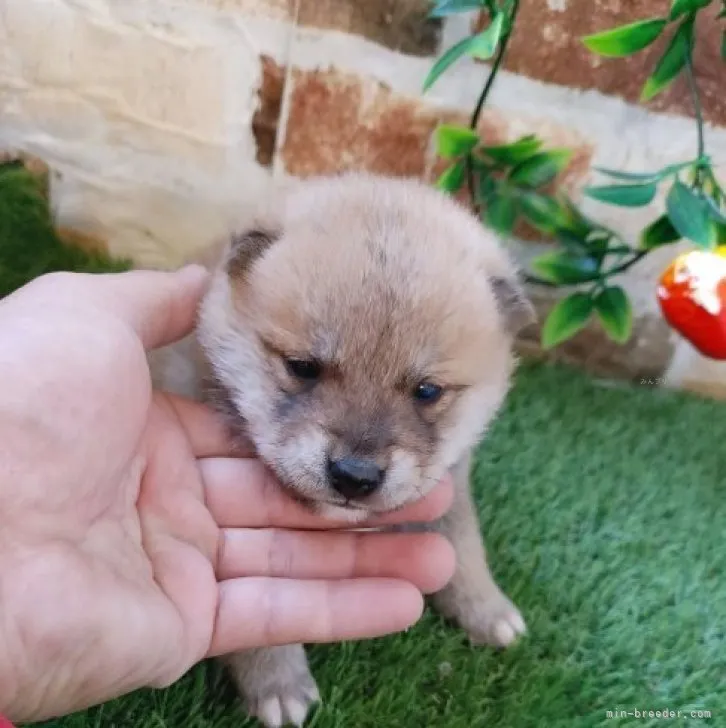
[424,0,726,351]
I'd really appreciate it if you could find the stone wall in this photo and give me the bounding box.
[1,0,726,396]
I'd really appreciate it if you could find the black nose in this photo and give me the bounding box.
[327,457,384,499]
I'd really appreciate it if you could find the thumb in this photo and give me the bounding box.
[86,265,210,350]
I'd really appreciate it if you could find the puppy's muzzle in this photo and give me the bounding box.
[327,456,385,499]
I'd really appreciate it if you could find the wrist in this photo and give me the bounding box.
[0,551,69,724]
[0,567,24,722]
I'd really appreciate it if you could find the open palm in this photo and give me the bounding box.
[0,267,454,723]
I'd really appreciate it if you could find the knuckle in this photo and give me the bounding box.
[268,530,296,577]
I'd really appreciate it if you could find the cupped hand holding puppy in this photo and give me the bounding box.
[0,267,455,724]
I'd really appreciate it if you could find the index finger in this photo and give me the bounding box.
[201,457,453,529]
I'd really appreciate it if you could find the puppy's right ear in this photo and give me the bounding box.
[225,228,280,279]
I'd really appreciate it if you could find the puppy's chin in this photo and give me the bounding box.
[309,501,368,524]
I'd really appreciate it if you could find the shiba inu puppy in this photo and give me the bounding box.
[150,172,535,727]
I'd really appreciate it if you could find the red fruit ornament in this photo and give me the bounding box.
[657,247,726,359]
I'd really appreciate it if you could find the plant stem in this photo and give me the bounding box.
[684,27,706,186]
[523,273,558,287]
[603,250,648,278]
[466,0,520,205]
[523,249,648,289]
[469,22,512,132]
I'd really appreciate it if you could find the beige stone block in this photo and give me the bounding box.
[0,0,78,87]
[1,0,234,141]
[104,120,231,176]
[75,25,229,140]
[51,164,274,268]
[2,89,107,142]
[664,339,726,401]
[175,0,294,21]
[680,381,726,401]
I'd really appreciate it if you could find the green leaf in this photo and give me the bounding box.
[555,195,595,237]
[530,250,600,284]
[583,233,615,264]
[594,286,633,344]
[716,221,726,245]
[468,12,505,59]
[436,124,479,159]
[666,179,717,247]
[475,168,497,200]
[639,214,682,249]
[582,18,667,57]
[554,229,592,253]
[484,189,518,233]
[436,160,467,193]
[721,29,726,61]
[518,193,571,235]
[703,173,724,205]
[423,14,504,91]
[508,149,573,188]
[669,0,712,21]
[592,160,692,183]
[704,196,726,225]
[479,135,543,166]
[641,18,693,101]
[584,183,658,207]
[541,293,595,349]
[429,0,487,18]
[424,36,475,92]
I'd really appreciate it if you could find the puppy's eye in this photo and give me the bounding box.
[412,381,444,404]
[284,357,322,381]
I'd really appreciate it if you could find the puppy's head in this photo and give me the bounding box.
[198,173,534,521]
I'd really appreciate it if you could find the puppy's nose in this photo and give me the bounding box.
[327,456,384,499]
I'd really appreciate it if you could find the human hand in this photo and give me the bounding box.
[0,267,455,723]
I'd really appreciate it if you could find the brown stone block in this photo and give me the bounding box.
[281,67,448,177]
[252,55,286,167]
[472,2,725,127]
[515,285,675,382]
[298,0,442,57]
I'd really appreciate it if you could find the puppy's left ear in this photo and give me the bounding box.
[490,274,537,336]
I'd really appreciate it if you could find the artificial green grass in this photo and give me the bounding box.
[2,164,724,727]
[0,163,128,297]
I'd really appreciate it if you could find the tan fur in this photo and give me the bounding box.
[149,172,535,727]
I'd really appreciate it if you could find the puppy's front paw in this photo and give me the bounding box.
[226,645,320,727]
[250,679,320,728]
[463,591,526,648]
